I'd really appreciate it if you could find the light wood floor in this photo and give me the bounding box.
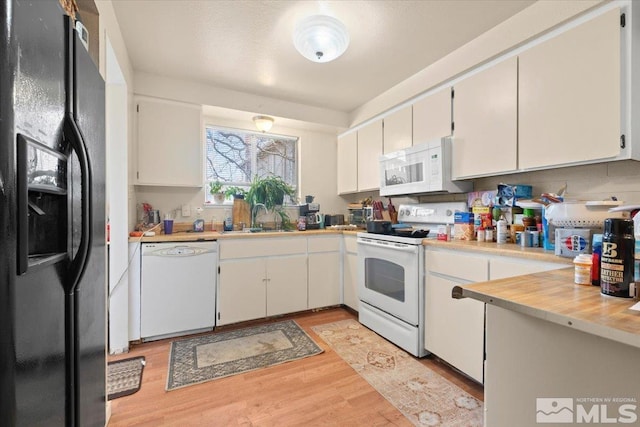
[107,308,483,426]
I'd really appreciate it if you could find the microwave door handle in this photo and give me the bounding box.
[357,240,419,253]
[64,115,93,294]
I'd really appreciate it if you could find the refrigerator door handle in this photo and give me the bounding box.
[64,115,93,293]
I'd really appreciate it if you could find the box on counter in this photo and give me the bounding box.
[495,183,533,207]
[554,228,591,257]
[454,211,474,224]
[454,223,475,241]
[468,191,496,208]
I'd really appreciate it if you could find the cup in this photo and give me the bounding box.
[305,195,314,203]
[163,219,174,234]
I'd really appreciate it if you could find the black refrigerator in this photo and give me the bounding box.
[0,1,106,426]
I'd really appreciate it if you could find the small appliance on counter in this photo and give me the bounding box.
[324,214,344,227]
[543,200,629,256]
[300,202,321,229]
[347,206,373,228]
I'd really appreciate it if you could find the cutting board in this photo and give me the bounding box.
[232,198,251,228]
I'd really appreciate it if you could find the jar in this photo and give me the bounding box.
[573,254,592,285]
[477,227,485,242]
[484,227,494,242]
[601,218,634,297]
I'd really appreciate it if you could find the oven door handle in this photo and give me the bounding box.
[357,239,420,253]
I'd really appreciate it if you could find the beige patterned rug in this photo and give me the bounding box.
[107,356,145,400]
[166,320,323,390]
[312,319,483,427]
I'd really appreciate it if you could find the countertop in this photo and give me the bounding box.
[129,228,347,243]
[453,268,640,349]
[422,239,573,264]
[128,228,571,265]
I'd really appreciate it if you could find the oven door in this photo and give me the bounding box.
[357,237,421,325]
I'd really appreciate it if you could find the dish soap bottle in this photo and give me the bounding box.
[224,209,233,232]
[193,207,205,232]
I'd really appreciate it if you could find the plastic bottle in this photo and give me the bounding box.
[496,217,507,244]
[224,210,233,232]
[573,254,592,285]
[601,218,634,297]
[591,234,602,286]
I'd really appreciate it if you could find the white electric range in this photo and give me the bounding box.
[357,202,467,357]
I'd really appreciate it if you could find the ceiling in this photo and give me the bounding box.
[112,0,535,120]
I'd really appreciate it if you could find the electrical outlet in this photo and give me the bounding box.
[181,204,191,217]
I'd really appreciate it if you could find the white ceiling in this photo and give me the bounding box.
[112,0,535,118]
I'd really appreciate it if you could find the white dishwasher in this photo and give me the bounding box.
[141,241,217,341]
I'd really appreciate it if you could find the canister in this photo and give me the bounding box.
[601,218,634,297]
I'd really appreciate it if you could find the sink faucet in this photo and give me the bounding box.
[251,203,268,229]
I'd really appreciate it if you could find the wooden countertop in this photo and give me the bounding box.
[453,268,640,349]
[129,228,344,243]
[422,238,572,264]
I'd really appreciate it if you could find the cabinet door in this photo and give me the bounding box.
[383,105,412,153]
[519,8,620,169]
[308,252,341,309]
[337,132,358,194]
[266,255,308,316]
[136,98,202,186]
[357,119,383,191]
[425,273,484,383]
[413,88,452,145]
[343,252,359,311]
[218,259,266,325]
[452,56,518,179]
[490,257,567,280]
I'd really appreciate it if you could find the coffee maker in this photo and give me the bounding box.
[300,203,321,229]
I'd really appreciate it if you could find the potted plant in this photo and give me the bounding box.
[246,175,297,227]
[209,180,225,204]
[224,186,246,200]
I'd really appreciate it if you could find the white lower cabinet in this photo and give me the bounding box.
[308,236,341,309]
[425,249,488,383]
[425,247,569,384]
[217,258,267,325]
[342,235,359,311]
[218,255,308,325]
[267,255,308,316]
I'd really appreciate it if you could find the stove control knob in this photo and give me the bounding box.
[446,209,453,216]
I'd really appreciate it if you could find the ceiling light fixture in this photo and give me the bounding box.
[293,15,350,63]
[253,115,274,132]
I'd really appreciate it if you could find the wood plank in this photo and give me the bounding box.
[108,308,483,426]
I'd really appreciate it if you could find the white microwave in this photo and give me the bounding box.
[379,137,472,196]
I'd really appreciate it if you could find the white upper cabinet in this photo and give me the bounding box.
[357,119,383,191]
[413,88,452,145]
[337,131,358,194]
[518,8,621,170]
[383,105,412,154]
[452,56,518,179]
[135,98,203,186]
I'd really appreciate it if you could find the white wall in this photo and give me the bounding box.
[134,113,346,226]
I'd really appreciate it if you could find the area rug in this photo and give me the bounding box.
[166,320,323,391]
[107,356,145,400]
[312,319,483,427]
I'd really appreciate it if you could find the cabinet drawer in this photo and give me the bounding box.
[426,250,488,282]
[220,237,307,260]
[308,236,341,253]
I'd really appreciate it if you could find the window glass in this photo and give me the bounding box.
[205,126,298,204]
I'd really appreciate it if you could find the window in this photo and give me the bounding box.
[205,126,298,204]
